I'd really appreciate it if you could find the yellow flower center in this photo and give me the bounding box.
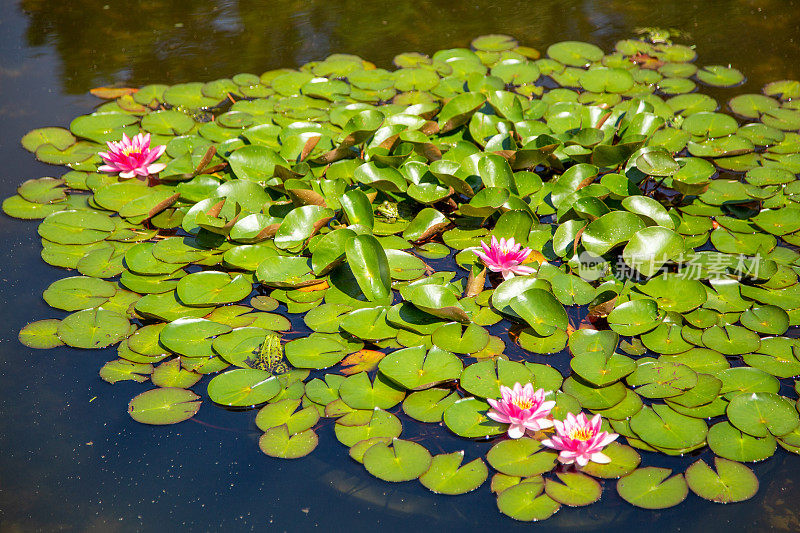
[121,146,141,157]
[569,427,594,441]
[512,397,533,410]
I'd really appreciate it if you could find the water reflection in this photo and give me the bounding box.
[19,0,800,93]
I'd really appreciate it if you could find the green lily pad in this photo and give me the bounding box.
[616,467,688,509]
[160,318,232,358]
[99,359,153,384]
[338,371,406,410]
[207,368,281,406]
[19,319,64,349]
[707,421,777,462]
[259,426,318,459]
[544,472,602,507]
[580,442,641,479]
[629,404,708,449]
[255,398,320,434]
[626,359,698,398]
[496,482,560,522]
[284,335,347,369]
[607,299,661,336]
[726,392,799,438]
[685,457,758,503]
[128,387,202,425]
[57,308,130,349]
[431,321,490,354]
[402,388,460,423]
[39,209,115,245]
[696,65,745,88]
[21,127,76,153]
[363,439,432,482]
[42,275,117,311]
[334,409,402,447]
[419,452,488,495]
[150,358,202,388]
[547,41,604,67]
[486,438,558,477]
[379,346,462,390]
[701,325,761,355]
[510,288,568,335]
[562,376,626,410]
[443,397,506,438]
[176,271,252,306]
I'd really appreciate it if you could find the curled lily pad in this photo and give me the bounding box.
[607,299,661,336]
[622,226,685,277]
[510,288,568,335]
[345,234,391,302]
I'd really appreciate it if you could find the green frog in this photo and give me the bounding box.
[634,27,691,45]
[667,114,684,129]
[248,333,289,374]
[376,200,400,222]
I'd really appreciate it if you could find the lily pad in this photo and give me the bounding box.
[363,439,432,482]
[207,368,281,406]
[259,426,318,459]
[128,387,202,425]
[616,467,688,509]
[419,452,488,495]
[685,457,759,503]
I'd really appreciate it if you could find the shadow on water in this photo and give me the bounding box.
[3,0,800,530]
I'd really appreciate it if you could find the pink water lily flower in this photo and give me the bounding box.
[541,412,618,467]
[487,383,555,439]
[98,132,166,179]
[472,236,536,280]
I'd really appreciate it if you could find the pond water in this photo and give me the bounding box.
[2,0,800,530]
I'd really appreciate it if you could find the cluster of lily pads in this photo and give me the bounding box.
[6,32,800,521]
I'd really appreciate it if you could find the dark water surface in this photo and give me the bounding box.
[2,0,800,531]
